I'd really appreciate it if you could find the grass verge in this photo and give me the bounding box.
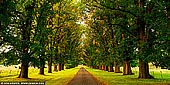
[0,66,80,85]
[85,67,170,85]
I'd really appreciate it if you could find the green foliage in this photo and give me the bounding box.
[65,60,78,69]
[2,49,19,65]
[130,60,138,67]
[83,0,170,71]
[1,0,170,79]
[0,0,85,77]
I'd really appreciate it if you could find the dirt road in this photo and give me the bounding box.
[68,67,104,85]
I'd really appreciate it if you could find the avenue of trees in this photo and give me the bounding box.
[0,0,85,78]
[82,0,170,79]
[0,0,170,79]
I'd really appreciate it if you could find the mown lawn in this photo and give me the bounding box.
[85,67,170,85]
[0,66,80,85]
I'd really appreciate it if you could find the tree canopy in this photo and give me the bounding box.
[0,0,170,79]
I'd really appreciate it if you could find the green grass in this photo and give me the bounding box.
[0,66,80,85]
[1,66,170,85]
[85,67,170,85]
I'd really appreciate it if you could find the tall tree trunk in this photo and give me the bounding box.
[92,66,94,68]
[99,65,102,70]
[108,21,114,73]
[138,27,153,78]
[96,66,99,69]
[105,66,108,71]
[18,18,30,78]
[58,63,62,71]
[122,33,133,75]
[48,56,52,73]
[54,64,57,71]
[114,61,121,73]
[138,59,153,78]
[18,30,30,78]
[18,61,29,78]
[39,66,44,75]
[137,0,153,79]
[108,65,114,72]
[18,42,30,78]
[39,56,45,75]
[137,26,154,79]
[101,65,105,70]
[18,2,34,78]
[123,60,133,75]
[61,63,64,70]
[112,26,121,73]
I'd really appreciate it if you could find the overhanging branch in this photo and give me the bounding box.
[110,24,137,38]
[93,0,137,17]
